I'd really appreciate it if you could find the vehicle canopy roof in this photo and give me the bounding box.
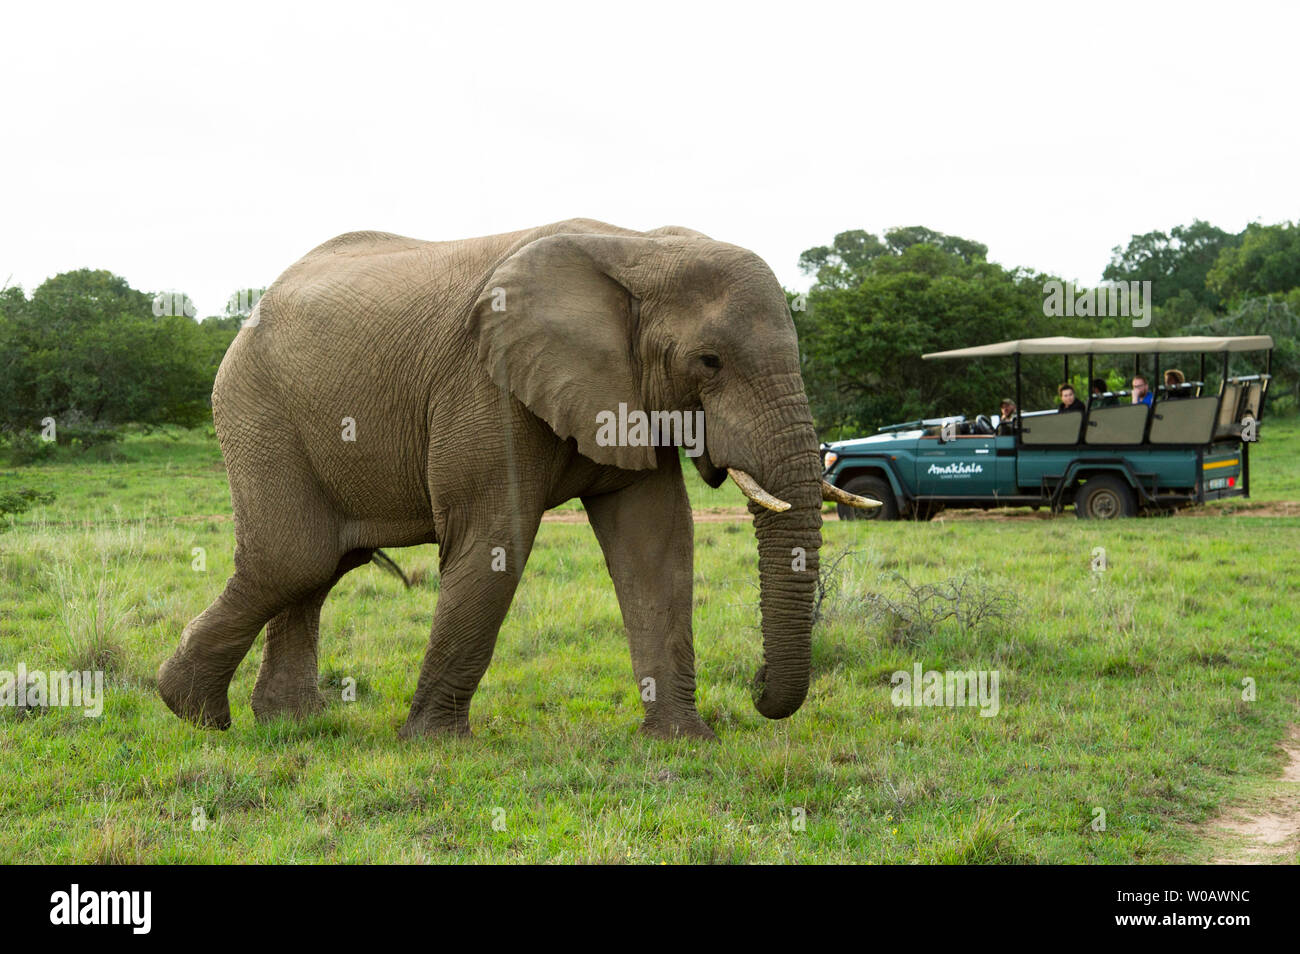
[922,335,1274,360]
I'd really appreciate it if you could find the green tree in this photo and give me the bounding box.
[198,313,242,372]
[1206,221,1300,305]
[798,230,888,289]
[1103,220,1239,311]
[0,270,225,435]
[223,286,266,320]
[882,226,987,264]
[797,226,989,291]
[794,232,1074,437]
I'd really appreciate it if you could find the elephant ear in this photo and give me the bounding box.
[468,232,664,470]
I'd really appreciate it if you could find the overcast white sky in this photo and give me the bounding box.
[2,1,1297,316]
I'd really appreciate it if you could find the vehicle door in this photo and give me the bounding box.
[915,434,998,496]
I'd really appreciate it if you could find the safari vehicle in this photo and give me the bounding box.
[821,335,1274,520]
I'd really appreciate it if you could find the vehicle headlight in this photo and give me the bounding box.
[823,451,838,470]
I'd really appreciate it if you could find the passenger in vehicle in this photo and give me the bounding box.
[1057,384,1084,413]
[1131,375,1153,405]
[1089,378,1116,407]
[996,398,1018,434]
[1163,368,1189,398]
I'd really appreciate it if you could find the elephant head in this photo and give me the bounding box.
[468,228,826,720]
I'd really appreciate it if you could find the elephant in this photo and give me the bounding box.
[157,218,876,740]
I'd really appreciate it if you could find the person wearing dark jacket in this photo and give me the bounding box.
[1089,378,1116,407]
[1057,383,1084,413]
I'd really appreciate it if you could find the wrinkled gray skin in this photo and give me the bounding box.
[157,219,822,739]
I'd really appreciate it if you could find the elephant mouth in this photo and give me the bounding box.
[688,428,798,513]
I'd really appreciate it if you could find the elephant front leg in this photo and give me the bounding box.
[400,521,537,738]
[583,448,715,740]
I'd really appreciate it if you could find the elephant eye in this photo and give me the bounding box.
[699,353,722,371]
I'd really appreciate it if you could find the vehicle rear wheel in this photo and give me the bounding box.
[837,475,898,521]
[1075,475,1136,520]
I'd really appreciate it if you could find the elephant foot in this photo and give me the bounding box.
[398,706,471,740]
[251,682,326,723]
[640,714,718,741]
[158,651,233,729]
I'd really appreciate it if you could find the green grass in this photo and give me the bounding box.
[1,421,1298,863]
[1244,416,1300,501]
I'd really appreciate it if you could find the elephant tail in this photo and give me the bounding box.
[370,549,412,588]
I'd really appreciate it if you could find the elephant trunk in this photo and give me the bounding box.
[745,381,823,720]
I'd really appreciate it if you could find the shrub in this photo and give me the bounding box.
[3,431,56,466]
[860,572,1015,646]
[0,486,56,529]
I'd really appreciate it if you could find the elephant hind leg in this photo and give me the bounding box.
[251,548,374,722]
[159,525,349,729]
[249,589,330,722]
[158,570,294,729]
[160,412,356,728]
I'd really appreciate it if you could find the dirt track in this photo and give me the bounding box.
[27,501,1300,531]
[538,501,1300,524]
[1208,726,1300,864]
[927,500,1300,522]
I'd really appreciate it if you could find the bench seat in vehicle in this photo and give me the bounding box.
[1085,404,1149,445]
[1148,396,1218,444]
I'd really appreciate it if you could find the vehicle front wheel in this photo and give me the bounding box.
[1074,475,1136,520]
[837,475,898,521]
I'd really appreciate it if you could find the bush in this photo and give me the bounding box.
[63,428,124,452]
[859,572,1016,646]
[3,432,57,466]
[0,486,56,529]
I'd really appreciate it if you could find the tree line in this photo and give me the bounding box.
[795,220,1300,439]
[1,219,1296,457]
[0,272,255,458]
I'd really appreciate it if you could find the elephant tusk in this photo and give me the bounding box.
[727,468,791,513]
[822,479,883,509]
